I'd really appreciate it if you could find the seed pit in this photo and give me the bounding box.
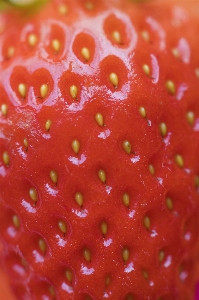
[104,14,129,47]
[73,32,95,63]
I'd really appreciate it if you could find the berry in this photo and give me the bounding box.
[0,0,199,299]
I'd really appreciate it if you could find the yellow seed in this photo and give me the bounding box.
[18,83,27,98]
[195,176,199,188]
[52,39,61,53]
[2,151,10,166]
[21,258,28,268]
[40,84,49,98]
[142,269,149,279]
[29,187,38,203]
[85,1,94,10]
[195,68,199,79]
[142,64,150,76]
[45,119,52,131]
[165,80,176,95]
[81,47,90,61]
[28,33,38,47]
[139,106,146,118]
[175,154,184,168]
[75,192,83,207]
[95,113,104,127]
[98,169,106,183]
[109,72,118,87]
[65,268,72,282]
[58,4,68,14]
[1,104,8,116]
[186,111,195,126]
[172,47,180,58]
[38,238,46,254]
[100,221,108,236]
[12,215,20,229]
[83,248,91,262]
[23,138,28,149]
[105,275,111,286]
[70,85,78,99]
[122,193,130,207]
[148,164,155,175]
[143,216,150,230]
[71,139,80,154]
[122,247,130,262]
[166,197,173,210]
[125,293,134,300]
[49,286,55,298]
[122,140,131,154]
[112,31,121,44]
[159,250,165,262]
[7,46,15,58]
[159,122,167,137]
[141,30,150,42]
[50,170,58,184]
[58,220,67,235]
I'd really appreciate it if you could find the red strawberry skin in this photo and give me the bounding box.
[1,0,199,299]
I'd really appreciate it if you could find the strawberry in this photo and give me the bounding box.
[1,0,199,299]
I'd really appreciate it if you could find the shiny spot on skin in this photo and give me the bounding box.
[75,192,83,207]
[28,33,38,47]
[112,31,121,44]
[100,221,108,236]
[175,154,184,168]
[70,85,78,100]
[29,187,38,203]
[165,80,176,95]
[58,4,68,14]
[166,197,173,210]
[12,215,20,229]
[122,140,131,154]
[2,151,10,166]
[142,269,149,280]
[81,47,90,61]
[52,39,61,53]
[23,138,28,150]
[124,262,134,273]
[95,113,104,127]
[45,119,52,131]
[148,164,155,175]
[40,84,49,98]
[65,268,72,282]
[122,192,130,207]
[71,139,80,154]
[58,220,67,235]
[18,83,27,98]
[159,122,167,137]
[139,107,146,118]
[158,250,165,262]
[143,216,151,230]
[186,111,195,126]
[38,238,46,254]
[109,73,118,88]
[122,247,130,262]
[1,104,8,116]
[83,248,91,262]
[142,64,150,76]
[141,30,150,42]
[7,46,15,59]
[49,170,58,184]
[98,169,106,183]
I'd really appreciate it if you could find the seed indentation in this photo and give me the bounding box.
[100,221,108,236]
[83,248,91,262]
[29,187,38,203]
[65,268,72,282]
[166,197,173,210]
[38,238,46,254]
[143,216,150,230]
[58,220,67,235]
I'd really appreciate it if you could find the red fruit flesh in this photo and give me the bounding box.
[0,0,199,299]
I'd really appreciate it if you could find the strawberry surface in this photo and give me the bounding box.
[0,0,199,299]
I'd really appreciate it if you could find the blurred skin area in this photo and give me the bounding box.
[0,0,199,299]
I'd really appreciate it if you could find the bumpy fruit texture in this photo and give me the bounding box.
[0,0,199,299]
